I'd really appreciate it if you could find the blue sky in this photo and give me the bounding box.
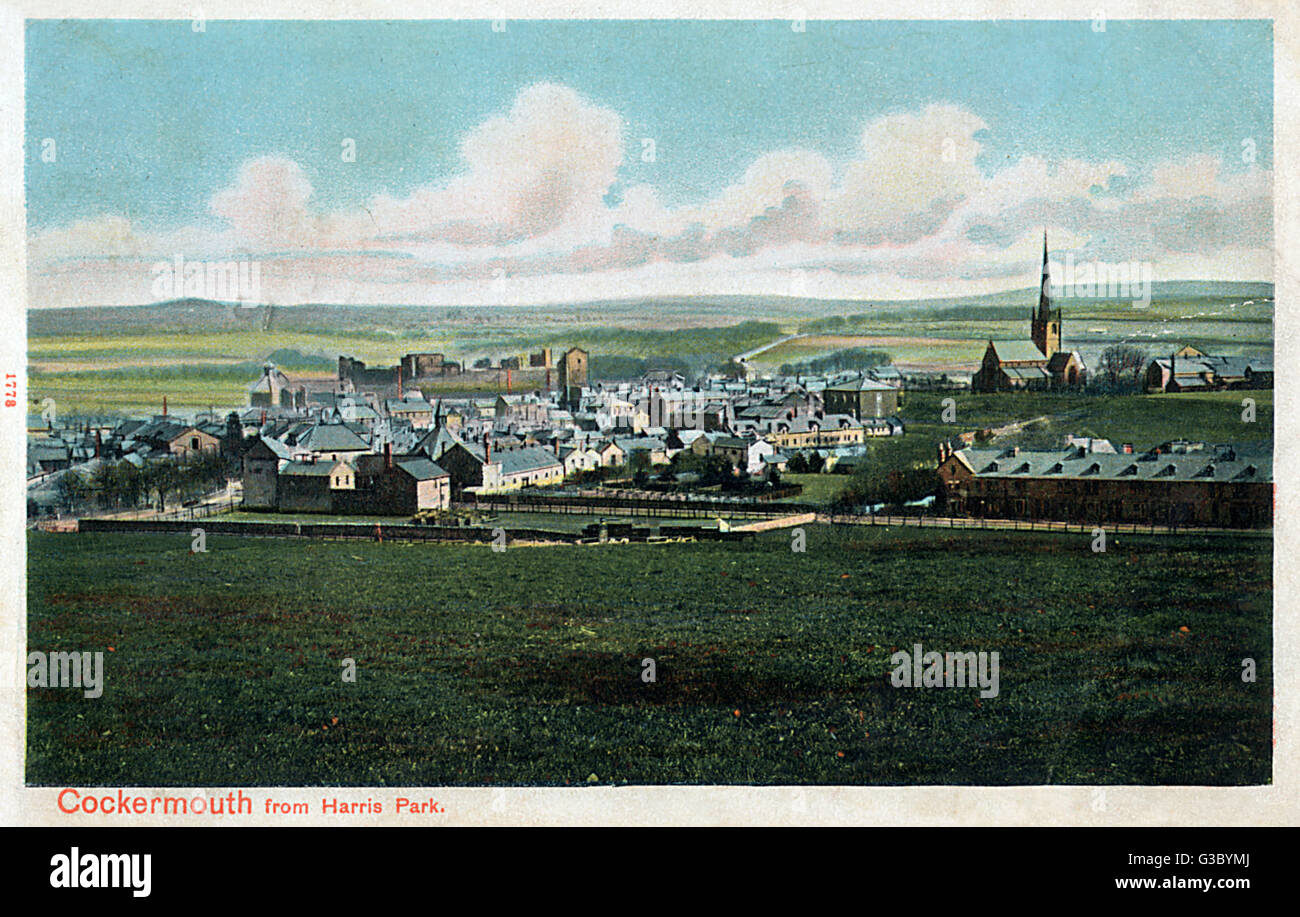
[24,19,1275,306]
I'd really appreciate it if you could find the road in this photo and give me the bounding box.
[734,333,807,363]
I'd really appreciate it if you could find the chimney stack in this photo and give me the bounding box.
[162,396,168,417]
[397,365,403,400]
[484,431,492,463]
[384,441,393,470]
[506,367,512,393]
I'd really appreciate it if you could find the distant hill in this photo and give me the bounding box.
[27,282,1274,337]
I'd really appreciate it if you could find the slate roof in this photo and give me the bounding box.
[1046,351,1082,371]
[392,457,449,481]
[987,341,1049,363]
[386,398,433,413]
[414,425,465,459]
[281,460,347,477]
[495,445,563,475]
[1001,365,1051,380]
[1154,352,1272,381]
[249,367,296,393]
[772,413,862,434]
[613,436,667,452]
[295,424,370,453]
[738,404,790,419]
[824,375,897,393]
[134,420,191,443]
[30,442,71,461]
[954,444,1271,483]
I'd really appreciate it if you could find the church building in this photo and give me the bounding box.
[972,234,1086,392]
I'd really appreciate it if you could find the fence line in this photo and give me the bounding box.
[814,513,1268,536]
[70,495,243,524]
[73,517,753,545]
[150,497,243,522]
[464,492,819,518]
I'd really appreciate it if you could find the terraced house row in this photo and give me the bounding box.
[937,440,1272,528]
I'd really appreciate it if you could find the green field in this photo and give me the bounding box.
[777,473,853,505]
[27,305,785,415]
[900,389,1273,452]
[27,285,1273,416]
[747,289,1274,372]
[27,526,1271,786]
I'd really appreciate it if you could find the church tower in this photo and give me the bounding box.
[1031,231,1062,357]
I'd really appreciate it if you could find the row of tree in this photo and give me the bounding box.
[54,450,228,513]
[785,452,826,474]
[778,347,892,377]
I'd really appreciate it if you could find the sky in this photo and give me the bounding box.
[25,19,1274,308]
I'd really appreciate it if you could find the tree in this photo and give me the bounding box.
[224,412,244,457]
[90,462,121,510]
[55,470,91,511]
[117,462,144,508]
[715,359,745,381]
[787,452,808,474]
[143,461,181,511]
[188,449,227,491]
[1098,344,1148,386]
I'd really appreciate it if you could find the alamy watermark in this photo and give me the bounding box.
[890,643,999,698]
[1045,254,1152,308]
[151,254,262,304]
[27,650,104,699]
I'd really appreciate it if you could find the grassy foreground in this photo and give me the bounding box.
[27,526,1271,786]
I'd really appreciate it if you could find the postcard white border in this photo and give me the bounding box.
[1,0,1295,827]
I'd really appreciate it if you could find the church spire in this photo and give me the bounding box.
[1031,230,1061,358]
[1038,229,1052,320]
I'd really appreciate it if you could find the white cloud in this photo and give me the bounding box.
[27,88,1273,308]
[361,82,624,247]
[210,156,317,247]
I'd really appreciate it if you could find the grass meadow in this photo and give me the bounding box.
[27,525,1271,787]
